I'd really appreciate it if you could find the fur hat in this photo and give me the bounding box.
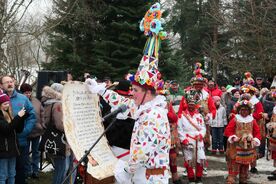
[0,93,10,104]
[20,83,32,93]
[50,83,63,93]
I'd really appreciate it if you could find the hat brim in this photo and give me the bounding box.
[115,89,132,96]
[131,81,155,90]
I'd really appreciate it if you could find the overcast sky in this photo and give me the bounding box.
[26,0,53,18]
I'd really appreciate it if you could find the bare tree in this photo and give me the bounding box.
[0,0,34,76]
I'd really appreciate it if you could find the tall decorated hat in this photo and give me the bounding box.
[131,2,167,90]
[190,62,207,85]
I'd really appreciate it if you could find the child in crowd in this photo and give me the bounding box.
[0,93,27,184]
[210,96,227,154]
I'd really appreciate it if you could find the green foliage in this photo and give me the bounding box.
[43,0,105,78]
[44,0,181,81]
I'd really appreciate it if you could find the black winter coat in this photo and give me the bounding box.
[104,117,135,150]
[0,111,26,158]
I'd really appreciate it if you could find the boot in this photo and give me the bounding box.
[188,178,196,184]
[172,172,181,184]
[195,177,203,184]
[239,175,248,184]
[249,167,258,174]
[267,174,276,181]
[226,175,236,184]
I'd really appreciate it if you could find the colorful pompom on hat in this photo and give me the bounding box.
[190,62,207,85]
[131,3,167,90]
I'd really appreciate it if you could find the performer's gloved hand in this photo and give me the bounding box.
[85,78,106,95]
[228,135,239,143]
[252,138,260,147]
[182,139,189,146]
[124,166,135,174]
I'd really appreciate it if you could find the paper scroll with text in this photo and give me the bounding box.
[62,82,118,180]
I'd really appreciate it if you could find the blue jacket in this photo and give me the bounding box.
[9,90,36,147]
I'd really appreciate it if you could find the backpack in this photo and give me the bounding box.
[40,103,66,157]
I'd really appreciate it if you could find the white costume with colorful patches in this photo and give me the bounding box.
[102,90,171,184]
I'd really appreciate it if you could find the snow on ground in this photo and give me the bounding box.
[41,153,276,183]
[175,154,275,184]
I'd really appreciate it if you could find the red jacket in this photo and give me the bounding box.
[224,116,261,141]
[208,85,222,97]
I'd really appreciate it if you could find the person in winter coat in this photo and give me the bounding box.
[210,96,227,154]
[0,75,36,184]
[20,83,45,179]
[41,83,71,184]
[0,93,27,184]
[207,79,222,97]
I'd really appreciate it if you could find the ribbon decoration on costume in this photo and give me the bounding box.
[139,2,167,59]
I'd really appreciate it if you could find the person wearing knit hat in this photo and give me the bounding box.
[0,75,36,184]
[20,83,45,179]
[224,100,261,184]
[0,92,27,184]
[86,3,170,184]
[210,96,227,154]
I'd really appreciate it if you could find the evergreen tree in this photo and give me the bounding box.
[43,0,104,78]
[93,0,152,80]
[44,0,180,81]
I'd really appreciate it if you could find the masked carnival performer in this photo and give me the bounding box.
[224,100,261,184]
[185,63,216,154]
[177,89,206,184]
[86,3,170,184]
[240,84,265,173]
